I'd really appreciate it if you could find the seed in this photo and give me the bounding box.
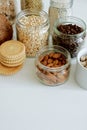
[42,61,47,66]
[53,53,61,59]
[80,55,86,62]
[80,54,87,68]
[49,52,54,58]
[47,63,53,67]
[48,58,53,64]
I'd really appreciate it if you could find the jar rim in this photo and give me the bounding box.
[53,16,86,37]
[35,45,71,72]
[16,9,49,29]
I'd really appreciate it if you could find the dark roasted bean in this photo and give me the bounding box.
[53,24,86,58]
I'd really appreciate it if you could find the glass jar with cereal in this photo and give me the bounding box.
[16,9,49,57]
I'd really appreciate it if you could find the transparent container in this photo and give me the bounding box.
[35,45,71,86]
[0,0,16,24]
[49,0,73,34]
[21,0,43,11]
[16,9,49,57]
[52,16,86,58]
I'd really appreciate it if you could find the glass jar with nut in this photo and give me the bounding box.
[35,45,71,86]
[16,9,49,57]
[0,0,17,24]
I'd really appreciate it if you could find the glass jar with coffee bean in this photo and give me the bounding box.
[52,16,86,58]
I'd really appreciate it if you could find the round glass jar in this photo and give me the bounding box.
[52,16,86,58]
[16,9,49,57]
[0,0,16,24]
[49,0,73,34]
[35,45,71,86]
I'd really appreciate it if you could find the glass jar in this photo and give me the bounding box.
[35,45,71,86]
[16,9,49,57]
[21,0,43,11]
[0,0,16,24]
[52,16,86,58]
[49,0,73,34]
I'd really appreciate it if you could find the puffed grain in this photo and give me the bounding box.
[16,15,49,57]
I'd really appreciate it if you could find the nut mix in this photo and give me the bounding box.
[80,55,87,68]
[16,10,49,57]
[35,45,71,86]
[53,16,86,58]
[40,52,66,67]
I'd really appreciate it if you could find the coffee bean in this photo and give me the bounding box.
[53,24,86,58]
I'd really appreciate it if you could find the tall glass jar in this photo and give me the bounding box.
[21,0,43,11]
[0,0,16,24]
[16,9,49,57]
[49,0,73,34]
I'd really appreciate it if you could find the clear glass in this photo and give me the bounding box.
[50,0,73,8]
[21,0,43,11]
[52,16,86,58]
[35,45,71,86]
[49,0,73,34]
[0,0,16,24]
[16,9,49,57]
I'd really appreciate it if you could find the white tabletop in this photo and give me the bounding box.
[0,0,87,130]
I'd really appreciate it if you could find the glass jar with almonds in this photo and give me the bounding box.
[35,45,71,86]
[16,9,49,57]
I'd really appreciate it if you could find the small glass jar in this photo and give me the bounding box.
[35,45,71,86]
[16,9,49,57]
[52,16,86,58]
[0,0,16,24]
[49,0,73,34]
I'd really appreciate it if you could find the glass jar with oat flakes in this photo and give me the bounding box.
[0,0,17,24]
[16,9,49,57]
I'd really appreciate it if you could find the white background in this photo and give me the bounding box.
[0,0,87,130]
